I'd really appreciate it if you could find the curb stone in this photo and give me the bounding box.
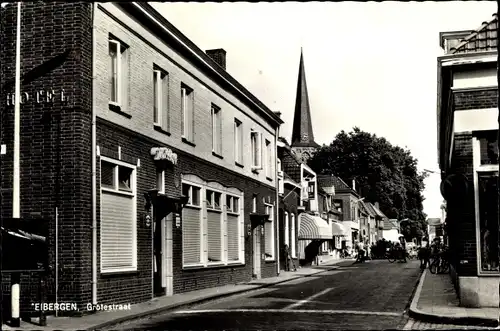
[408,269,499,328]
[86,262,352,331]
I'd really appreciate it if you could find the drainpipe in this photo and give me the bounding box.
[275,126,280,275]
[91,2,98,305]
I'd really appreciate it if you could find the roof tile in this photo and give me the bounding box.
[452,13,498,54]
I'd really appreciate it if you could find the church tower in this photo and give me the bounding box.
[290,49,320,163]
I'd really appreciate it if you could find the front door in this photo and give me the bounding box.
[153,212,165,297]
[252,226,262,279]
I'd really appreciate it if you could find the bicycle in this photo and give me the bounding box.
[429,251,450,274]
[386,248,407,263]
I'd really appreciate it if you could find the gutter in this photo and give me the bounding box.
[130,2,284,127]
[275,126,280,275]
[91,2,98,305]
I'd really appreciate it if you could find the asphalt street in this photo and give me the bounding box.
[108,259,429,330]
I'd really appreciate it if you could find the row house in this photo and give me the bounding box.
[437,14,498,307]
[382,219,402,242]
[0,2,283,317]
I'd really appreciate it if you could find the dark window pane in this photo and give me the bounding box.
[118,166,132,191]
[479,132,499,165]
[101,161,115,189]
[479,173,499,272]
[192,187,200,206]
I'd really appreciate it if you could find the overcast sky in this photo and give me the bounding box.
[152,1,497,219]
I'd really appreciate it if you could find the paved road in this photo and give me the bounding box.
[109,259,428,330]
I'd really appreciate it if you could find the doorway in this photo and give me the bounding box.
[153,211,173,297]
[252,226,262,279]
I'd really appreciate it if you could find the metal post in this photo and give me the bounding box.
[497,5,500,316]
[11,3,22,327]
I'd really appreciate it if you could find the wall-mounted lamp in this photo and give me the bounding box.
[144,214,152,228]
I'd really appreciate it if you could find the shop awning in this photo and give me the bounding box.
[298,213,332,240]
[332,222,349,237]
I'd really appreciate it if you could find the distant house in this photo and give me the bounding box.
[427,218,443,243]
[383,219,401,243]
[365,202,388,242]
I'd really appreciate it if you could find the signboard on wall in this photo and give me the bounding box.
[307,181,315,199]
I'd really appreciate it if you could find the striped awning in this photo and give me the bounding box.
[332,222,349,237]
[298,213,332,240]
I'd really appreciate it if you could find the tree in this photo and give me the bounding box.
[308,127,428,238]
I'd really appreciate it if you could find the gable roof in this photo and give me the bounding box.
[452,13,498,54]
[384,219,400,231]
[328,175,359,197]
[359,200,375,217]
[368,202,388,219]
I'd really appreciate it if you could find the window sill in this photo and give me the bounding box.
[265,258,276,263]
[478,271,500,276]
[212,151,223,160]
[182,262,245,270]
[109,103,132,119]
[235,161,244,168]
[154,125,171,136]
[182,137,196,147]
[100,269,139,276]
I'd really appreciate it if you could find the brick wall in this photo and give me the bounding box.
[448,133,477,276]
[278,185,300,269]
[94,3,278,187]
[454,88,498,111]
[1,2,93,317]
[97,119,277,298]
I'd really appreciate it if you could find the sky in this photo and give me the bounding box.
[151,1,498,219]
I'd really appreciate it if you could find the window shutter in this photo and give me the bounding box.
[265,220,273,256]
[207,211,222,261]
[120,47,127,109]
[183,207,201,264]
[256,132,263,170]
[227,214,239,261]
[162,74,169,130]
[284,213,289,246]
[189,91,194,141]
[101,191,134,270]
[291,214,296,257]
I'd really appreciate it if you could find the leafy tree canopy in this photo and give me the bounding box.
[308,127,428,240]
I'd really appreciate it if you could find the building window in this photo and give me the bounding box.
[234,119,243,165]
[109,38,128,107]
[265,139,272,178]
[182,177,244,268]
[264,202,275,260]
[156,169,165,194]
[182,182,202,265]
[251,130,262,170]
[211,104,222,155]
[277,159,284,195]
[153,67,169,128]
[206,189,222,262]
[100,157,137,273]
[474,136,500,274]
[181,84,194,142]
[290,213,296,258]
[284,212,289,247]
[226,195,241,262]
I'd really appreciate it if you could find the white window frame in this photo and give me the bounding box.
[182,180,203,268]
[153,69,163,126]
[284,212,289,247]
[211,105,222,155]
[264,202,275,261]
[234,119,243,165]
[109,39,126,107]
[265,139,272,178]
[205,187,223,264]
[291,213,296,258]
[156,169,165,194]
[181,85,194,142]
[251,130,263,170]
[100,156,137,273]
[473,136,500,276]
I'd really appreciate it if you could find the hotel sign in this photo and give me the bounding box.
[6,89,70,106]
[151,147,178,165]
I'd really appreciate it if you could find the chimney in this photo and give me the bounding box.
[274,111,282,117]
[206,48,226,70]
[375,202,380,209]
[352,179,356,191]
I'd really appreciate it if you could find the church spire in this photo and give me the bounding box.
[291,48,318,149]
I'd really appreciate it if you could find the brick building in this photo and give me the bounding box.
[437,14,498,307]
[0,2,282,317]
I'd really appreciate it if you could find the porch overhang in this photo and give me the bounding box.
[250,213,270,227]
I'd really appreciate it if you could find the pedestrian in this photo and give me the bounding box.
[398,236,407,263]
[283,244,290,271]
[356,239,365,262]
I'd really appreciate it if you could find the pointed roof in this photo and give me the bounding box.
[451,13,497,54]
[291,49,320,148]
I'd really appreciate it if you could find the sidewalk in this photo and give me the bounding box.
[2,259,355,331]
[408,269,499,327]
